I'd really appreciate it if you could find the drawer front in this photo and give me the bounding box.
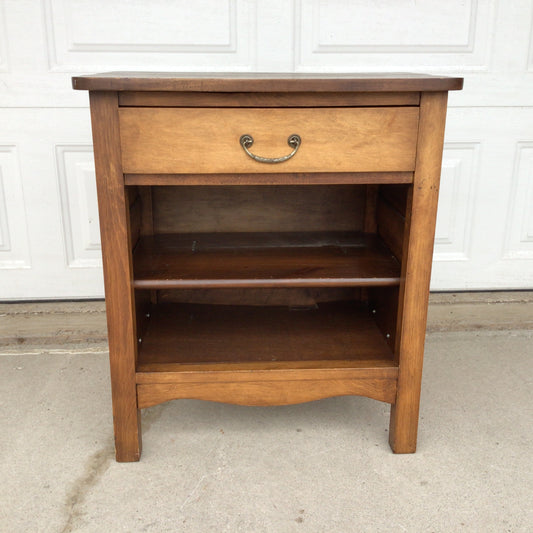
[119,107,419,174]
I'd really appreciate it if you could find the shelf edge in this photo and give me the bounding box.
[124,171,413,186]
[133,278,401,289]
[136,363,398,383]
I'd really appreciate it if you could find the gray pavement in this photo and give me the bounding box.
[0,298,532,532]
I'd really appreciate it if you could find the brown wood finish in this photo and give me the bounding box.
[137,187,154,237]
[134,288,151,351]
[124,172,413,186]
[157,287,359,307]
[136,187,157,304]
[132,232,400,289]
[137,302,394,365]
[137,378,397,409]
[368,286,399,351]
[379,185,409,216]
[364,185,379,233]
[127,186,138,207]
[136,360,398,379]
[128,196,141,250]
[79,73,460,459]
[89,91,141,462]
[393,186,413,358]
[151,185,366,234]
[119,107,419,174]
[376,196,406,262]
[389,92,449,453]
[118,91,420,107]
[73,72,463,92]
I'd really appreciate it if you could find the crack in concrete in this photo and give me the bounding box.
[59,406,163,532]
[0,347,109,356]
[60,442,114,533]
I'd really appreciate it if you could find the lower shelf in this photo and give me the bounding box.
[138,300,394,367]
[136,301,398,407]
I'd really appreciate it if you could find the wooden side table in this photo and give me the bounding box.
[73,73,463,461]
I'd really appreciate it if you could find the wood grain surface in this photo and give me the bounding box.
[137,301,394,366]
[118,91,420,107]
[137,378,397,408]
[119,107,419,174]
[83,75,456,458]
[89,91,141,462]
[73,72,463,92]
[132,232,400,288]
[150,185,366,234]
[376,194,406,261]
[389,92,449,454]
[124,171,413,187]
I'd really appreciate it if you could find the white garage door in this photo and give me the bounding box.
[1,0,532,299]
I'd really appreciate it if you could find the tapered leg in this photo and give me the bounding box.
[90,91,141,461]
[389,92,448,453]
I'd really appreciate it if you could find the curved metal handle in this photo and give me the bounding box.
[239,134,301,164]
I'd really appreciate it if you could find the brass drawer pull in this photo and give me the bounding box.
[239,134,301,164]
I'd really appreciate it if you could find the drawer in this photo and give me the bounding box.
[119,107,419,175]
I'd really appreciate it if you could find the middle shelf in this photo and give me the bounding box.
[132,231,401,289]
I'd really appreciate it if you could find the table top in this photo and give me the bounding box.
[72,72,463,92]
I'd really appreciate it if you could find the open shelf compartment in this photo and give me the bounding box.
[135,299,399,407]
[130,183,406,408]
[137,300,396,370]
